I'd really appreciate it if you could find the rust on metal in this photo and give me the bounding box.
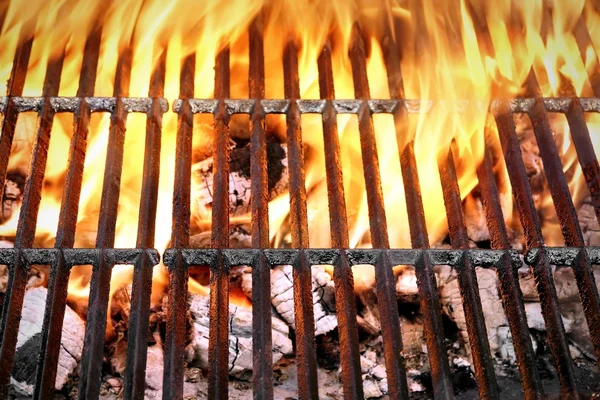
[162,53,196,399]
[317,40,364,400]
[348,23,409,400]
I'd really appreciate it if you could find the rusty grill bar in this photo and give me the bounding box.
[0,15,598,400]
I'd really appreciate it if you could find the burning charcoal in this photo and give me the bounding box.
[578,197,600,246]
[463,193,490,243]
[192,140,288,219]
[1,172,25,225]
[439,267,509,360]
[185,293,293,380]
[11,287,84,396]
[241,264,338,336]
[188,225,252,249]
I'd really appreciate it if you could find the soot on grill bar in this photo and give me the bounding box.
[0,0,599,399]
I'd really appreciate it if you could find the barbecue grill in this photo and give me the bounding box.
[0,7,599,400]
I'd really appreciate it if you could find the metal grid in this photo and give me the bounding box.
[0,17,597,400]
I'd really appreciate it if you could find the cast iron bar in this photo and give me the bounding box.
[0,27,33,205]
[248,17,274,400]
[317,41,364,400]
[123,46,166,400]
[78,47,133,400]
[476,145,544,399]
[379,22,454,399]
[207,47,231,400]
[162,53,195,400]
[438,146,499,399]
[348,23,409,400]
[283,41,319,400]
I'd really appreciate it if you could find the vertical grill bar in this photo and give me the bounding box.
[0,48,65,397]
[526,92,600,364]
[283,42,319,400]
[162,53,195,400]
[494,105,578,395]
[438,147,499,399]
[207,48,231,400]
[0,29,33,215]
[317,42,363,400]
[35,26,102,399]
[379,24,454,399]
[122,47,166,400]
[248,18,273,400]
[565,98,600,224]
[348,24,409,400]
[476,146,544,399]
[78,48,133,400]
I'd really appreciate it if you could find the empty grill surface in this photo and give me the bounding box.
[0,13,598,400]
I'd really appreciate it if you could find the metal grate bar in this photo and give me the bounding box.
[162,53,195,399]
[207,47,232,400]
[170,97,600,115]
[0,46,65,398]
[78,47,133,399]
[248,17,274,400]
[283,41,319,400]
[34,25,103,399]
[565,99,600,223]
[379,23,455,399]
[123,46,167,400]
[525,78,600,367]
[494,103,578,395]
[476,147,544,398]
[348,24,409,400]
[439,147,500,399]
[0,28,33,205]
[317,41,364,400]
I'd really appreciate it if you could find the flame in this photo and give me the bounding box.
[0,0,599,326]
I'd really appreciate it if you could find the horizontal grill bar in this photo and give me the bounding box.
[171,97,600,114]
[1,96,599,115]
[162,247,600,267]
[0,96,168,113]
[0,248,159,265]
[1,247,597,270]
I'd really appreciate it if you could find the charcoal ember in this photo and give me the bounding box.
[188,226,252,249]
[185,293,293,380]
[0,240,12,292]
[439,267,509,360]
[462,192,490,243]
[241,264,338,336]
[395,266,419,302]
[1,171,25,225]
[0,241,48,292]
[192,139,288,219]
[578,197,600,246]
[11,287,84,396]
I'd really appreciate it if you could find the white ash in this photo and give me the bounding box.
[241,264,338,336]
[185,293,293,380]
[191,142,288,219]
[11,287,84,396]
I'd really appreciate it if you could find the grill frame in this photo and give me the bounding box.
[0,13,598,400]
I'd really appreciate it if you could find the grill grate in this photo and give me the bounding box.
[0,15,598,400]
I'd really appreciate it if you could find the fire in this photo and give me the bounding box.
[0,0,598,324]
